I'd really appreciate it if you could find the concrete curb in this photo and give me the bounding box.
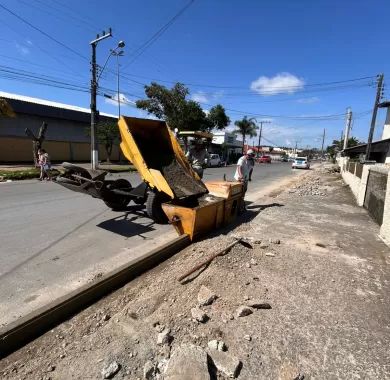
[0,234,190,358]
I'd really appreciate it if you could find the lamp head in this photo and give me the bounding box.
[118,40,125,48]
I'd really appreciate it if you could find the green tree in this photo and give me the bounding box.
[234,116,258,153]
[86,121,119,163]
[326,136,361,159]
[136,82,229,132]
[207,104,230,131]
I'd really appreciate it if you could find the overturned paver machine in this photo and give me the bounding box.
[56,117,244,240]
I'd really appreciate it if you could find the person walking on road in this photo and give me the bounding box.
[38,148,51,181]
[234,149,255,193]
[186,139,210,179]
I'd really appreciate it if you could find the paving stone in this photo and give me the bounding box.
[197,285,217,306]
[165,344,210,380]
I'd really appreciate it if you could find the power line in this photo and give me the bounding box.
[0,2,87,61]
[122,0,195,69]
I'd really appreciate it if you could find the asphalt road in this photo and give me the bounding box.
[0,162,298,327]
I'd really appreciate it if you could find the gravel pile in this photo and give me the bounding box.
[288,177,327,197]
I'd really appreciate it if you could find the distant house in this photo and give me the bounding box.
[0,91,118,163]
[210,131,242,161]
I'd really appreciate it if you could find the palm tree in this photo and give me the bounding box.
[234,116,258,153]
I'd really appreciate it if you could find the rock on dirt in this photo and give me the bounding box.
[157,327,172,345]
[208,350,241,378]
[101,361,120,379]
[269,238,280,244]
[247,300,272,309]
[208,339,226,352]
[143,360,156,379]
[191,307,208,323]
[164,344,210,380]
[235,305,253,318]
[197,285,217,306]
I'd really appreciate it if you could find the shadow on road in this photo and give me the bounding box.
[97,205,156,239]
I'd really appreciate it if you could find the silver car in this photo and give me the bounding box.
[292,157,310,169]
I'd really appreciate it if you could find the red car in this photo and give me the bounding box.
[258,155,271,163]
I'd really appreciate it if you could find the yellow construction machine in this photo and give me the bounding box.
[56,116,244,240]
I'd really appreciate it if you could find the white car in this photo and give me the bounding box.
[292,157,310,169]
[207,154,222,167]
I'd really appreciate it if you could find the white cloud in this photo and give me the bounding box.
[250,72,304,95]
[191,91,208,103]
[104,93,136,107]
[296,96,319,104]
[15,43,30,56]
[26,39,33,46]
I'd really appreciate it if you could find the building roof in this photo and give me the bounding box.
[343,138,390,154]
[0,91,117,123]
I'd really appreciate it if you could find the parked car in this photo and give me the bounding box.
[258,155,272,164]
[292,156,310,169]
[207,153,222,167]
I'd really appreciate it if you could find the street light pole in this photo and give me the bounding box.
[90,29,112,170]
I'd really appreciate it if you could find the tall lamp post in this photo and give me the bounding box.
[111,47,125,118]
[90,36,125,169]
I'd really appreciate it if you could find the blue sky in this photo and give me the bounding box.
[0,0,389,148]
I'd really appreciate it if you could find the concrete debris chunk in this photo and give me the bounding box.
[247,300,272,309]
[191,307,208,323]
[208,339,226,351]
[143,360,156,380]
[157,327,172,345]
[235,305,253,318]
[269,238,281,244]
[250,258,257,265]
[197,285,217,306]
[165,344,210,380]
[265,252,275,257]
[102,361,120,379]
[208,350,241,378]
[243,335,252,341]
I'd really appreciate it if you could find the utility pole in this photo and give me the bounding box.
[365,73,384,161]
[343,107,353,150]
[320,128,326,160]
[90,28,112,170]
[256,120,270,156]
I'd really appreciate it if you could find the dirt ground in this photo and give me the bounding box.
[1,166,389,380]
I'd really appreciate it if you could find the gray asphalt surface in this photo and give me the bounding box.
[0,161,298,327]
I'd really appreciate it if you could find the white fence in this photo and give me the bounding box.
[338,157,390,244]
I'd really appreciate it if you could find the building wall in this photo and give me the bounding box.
[0,136,120,163]
[0,113,90,142]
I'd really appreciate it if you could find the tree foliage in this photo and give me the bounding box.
[326,136,361,158]
[136,82,229,132]
[234,116,258,153]
[86,121,119,163]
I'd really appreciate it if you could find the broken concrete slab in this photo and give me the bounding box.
[164,344,210,380]
[157,327,172,345]
[102,361,120,379]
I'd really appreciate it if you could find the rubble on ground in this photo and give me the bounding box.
[1,165,389,380]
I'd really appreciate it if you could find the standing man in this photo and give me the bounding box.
[248,153,255,181]
[234,149,255,193]
[186,139,210,179]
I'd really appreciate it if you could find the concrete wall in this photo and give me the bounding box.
[380,172,390,243]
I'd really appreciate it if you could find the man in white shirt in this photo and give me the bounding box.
[234,149,255,192]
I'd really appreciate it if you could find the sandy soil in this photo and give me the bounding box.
[1,166,389,380]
